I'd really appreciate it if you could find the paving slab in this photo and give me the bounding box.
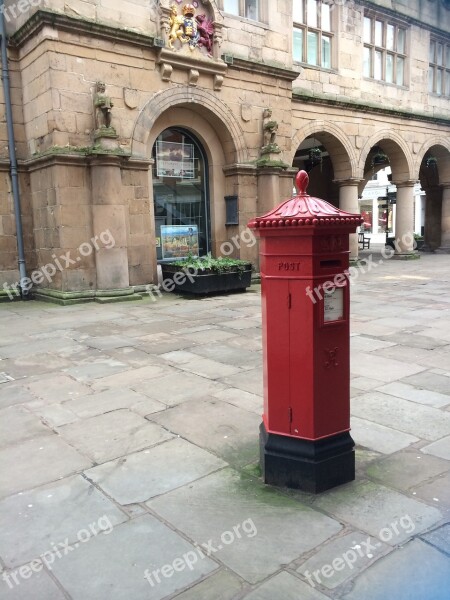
[377,332,449,350]
[1,353,72,379]
[84,336,137,351]
[0,475,127,567]
[0,383,35,409]
[0,569,66,599]
[400,371,450,395]
[313,480,442,544]
[189,343,261,369]
[27,403,79,427]
[350,377,384,392]
[0,405,53,447]
[163,568,246,600]
[178,328,237,343]
[219,367,264,397]
[420,523,450,554]
[85,438,226,505]
[61,387,164,419]
[58,410,173,464]
[421,435,450,460]
[63,358,129,382]
[50,514,218,600]
[103,347,160,367]
[350,352,426,382]
[149,399,260,466]
[160,351,242,379]
[0,436,92,498]
[413,473,450,509]
[351,392,450,441]
[24,375,92,405]
[222,319,261,330]
[350,416,419,454]
[213,388,262,415]
[89,365,167,392]
[0,339,82,360]
[297,531,390,589]
[148,469,342,584]
[224,335,263,352]
[243,571,329,599]
[376,382,450,408]
[350,336,397,353]
[130,372,226,406]
[342,539,450,600]
[366,451,449,490]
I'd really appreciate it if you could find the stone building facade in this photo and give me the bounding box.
[0,0,449,302]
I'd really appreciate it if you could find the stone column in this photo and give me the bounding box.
[336,179,361,261]
[222,164,258,263]
[439,183,450,252]
[90,155,130,290]
[257,166,281,216]
[394,181,417,256]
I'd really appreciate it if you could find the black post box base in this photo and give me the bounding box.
[260,423,355,493]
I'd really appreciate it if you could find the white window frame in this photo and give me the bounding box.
[363,12,408,86]
[293,0,334,70]
[429,36,450,97]
[221,0,265,22]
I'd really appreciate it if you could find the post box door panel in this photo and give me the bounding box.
[288,279,315,438]
[287,279,350,439]
[262,279,291,434]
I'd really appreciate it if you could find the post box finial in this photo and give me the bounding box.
[295,170,309,195]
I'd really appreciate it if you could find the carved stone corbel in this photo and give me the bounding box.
[160,62,173,81]
[188,69,200,86]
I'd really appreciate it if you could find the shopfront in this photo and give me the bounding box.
[152,128,211,261]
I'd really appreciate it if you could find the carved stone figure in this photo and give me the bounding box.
[263,108,278,147]
[94,81,114,129]
[196,13,214,55]
[168,4,184,49]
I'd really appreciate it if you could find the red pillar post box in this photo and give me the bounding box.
[249,171,363,493]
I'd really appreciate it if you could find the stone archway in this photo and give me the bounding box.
[359,132,415,255]
[291,122,359,258]
[131,86,248,164]
[359,131,414,183]
[417,139,450,251]
[290,121,357,181]
[131,89,251,267]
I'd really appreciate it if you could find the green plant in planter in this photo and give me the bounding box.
[372,151,389,166]
[171,253,251,276]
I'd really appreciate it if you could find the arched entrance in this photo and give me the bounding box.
[152,128,211,260]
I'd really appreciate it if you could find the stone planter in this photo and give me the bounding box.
[161,264,253,295]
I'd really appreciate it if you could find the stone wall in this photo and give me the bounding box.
[0,1,448,298]
[292,2,450,120]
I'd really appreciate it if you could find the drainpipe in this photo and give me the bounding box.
[0,1,29,298]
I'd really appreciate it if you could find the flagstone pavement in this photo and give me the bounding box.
[0,251,449,599]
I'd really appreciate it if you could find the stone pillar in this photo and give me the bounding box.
[222,164,258,263]
[439,183,450,252]
[337,179,361,261]
[257,167,282,216]
[394,181,417,256]
[280,167,298,202]
[90,156,130,290]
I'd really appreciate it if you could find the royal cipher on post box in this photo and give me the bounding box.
[249,170,363,493]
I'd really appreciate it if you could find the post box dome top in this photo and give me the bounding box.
[249,170,363,230]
